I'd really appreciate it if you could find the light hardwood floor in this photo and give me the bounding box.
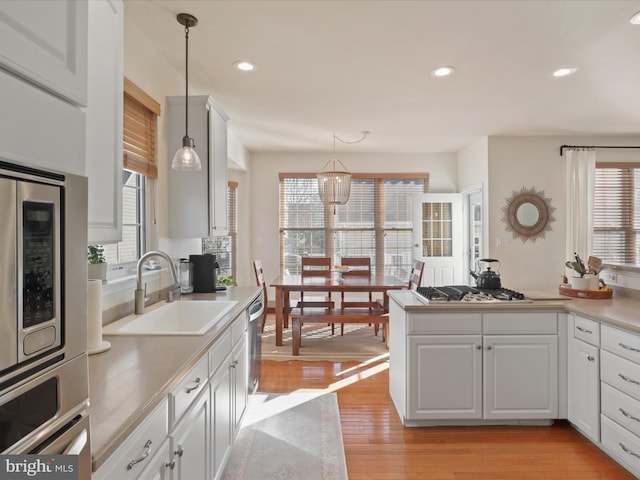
[259,329,636,479]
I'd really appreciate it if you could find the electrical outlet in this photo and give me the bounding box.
[606,273,617,283]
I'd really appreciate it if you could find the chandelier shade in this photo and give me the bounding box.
[316,131,368,206]
[317,158,352,205]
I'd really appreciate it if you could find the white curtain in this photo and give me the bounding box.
[564,148,596,261]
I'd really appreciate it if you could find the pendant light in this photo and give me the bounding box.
[317,131,369,206]
[172,13,201,171]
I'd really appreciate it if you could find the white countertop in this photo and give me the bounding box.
[388,288,640,334]
[88,286,261,472]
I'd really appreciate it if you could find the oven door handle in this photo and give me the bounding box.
[62,428,88,456]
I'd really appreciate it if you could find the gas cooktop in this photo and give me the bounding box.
[415,285,530,303]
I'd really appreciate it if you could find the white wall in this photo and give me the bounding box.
[248,151,458,289]
[486,135,640,291]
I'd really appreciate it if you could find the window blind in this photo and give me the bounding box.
[123,77,160,178]
[279,173,428,279]
[593,163,640,264]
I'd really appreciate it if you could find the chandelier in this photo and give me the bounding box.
[317,131,369,206]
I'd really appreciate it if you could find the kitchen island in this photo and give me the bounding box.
[88,286,260,476]
[387,289,640,478]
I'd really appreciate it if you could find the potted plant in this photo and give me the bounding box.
[88,245,108,282]
[565,252,593,290]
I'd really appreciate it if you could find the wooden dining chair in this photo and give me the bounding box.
[339,257,381,336]
[377,259,425,312]
[408,259,425,290]
[298,256,336,333]
[253,260,270,332]
[298,257,334,308]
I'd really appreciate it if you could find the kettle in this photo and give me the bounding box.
[470,258,502,289]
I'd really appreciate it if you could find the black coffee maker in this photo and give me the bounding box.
[189,254,226,292]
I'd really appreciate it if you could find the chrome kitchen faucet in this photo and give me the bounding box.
[134,250,180,314]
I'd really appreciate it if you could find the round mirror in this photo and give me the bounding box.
[501,186,556,243]
[516,202,539,227]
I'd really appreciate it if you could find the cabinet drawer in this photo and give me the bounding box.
[602,325,640,365]
[574,316,600,346]
[231,314,247,346]
[169,355,208,428]
[209,329,232,378]
[601,414,640,477]
[483,312,557,335]
[602,382,640,439]
[408,313,481,335]
[94,398,168,480]
[601,350,640,402]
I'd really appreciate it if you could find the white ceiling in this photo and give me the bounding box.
[125,0,640,154]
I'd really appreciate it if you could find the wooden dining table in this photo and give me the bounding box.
[270,273,407,346]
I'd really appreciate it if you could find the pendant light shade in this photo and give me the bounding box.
[317,159,352,205]
[317,131,369,206]
[172,13,201,171]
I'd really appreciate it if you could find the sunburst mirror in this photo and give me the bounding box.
[501,186,556,243]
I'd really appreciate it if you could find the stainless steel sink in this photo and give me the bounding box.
[102,300,238,336]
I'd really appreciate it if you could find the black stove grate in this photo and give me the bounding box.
[416,285,525,301]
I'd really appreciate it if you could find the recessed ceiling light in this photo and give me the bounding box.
[431,66,455,77]
[234,61,255,72]
[553,67,577,77]
[631,11,640,24]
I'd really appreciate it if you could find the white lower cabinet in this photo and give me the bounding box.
[568,336,600,441]
[398,311,560,423]
[170,387,209,480]
[210,357,232,480]
[598,323,640,477]
[483,335,558,419]
[209,315,248,480]
[95,308,251,480]
[93,399,169,480]
[408,335,482,419]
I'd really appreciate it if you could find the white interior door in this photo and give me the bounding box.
[413,193,464,286]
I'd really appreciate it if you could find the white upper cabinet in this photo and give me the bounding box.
[167,95,229,238]
[0,1,87,175]
[87,0,123,244]
[0,0,88,106]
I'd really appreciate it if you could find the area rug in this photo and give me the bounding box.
[261,316,389,361]
[221,392,348,480]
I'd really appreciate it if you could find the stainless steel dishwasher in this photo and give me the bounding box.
[247,295,264,394]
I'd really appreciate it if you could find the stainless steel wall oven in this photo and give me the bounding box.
[0,161,90,478]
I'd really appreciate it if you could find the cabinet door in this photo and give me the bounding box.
[87,0,123,244]
[232,340,248,435]
[209,105,228,235]
[568,338,600,442]
[408,335,482,419]
[210,357,232,480]
[484,335,558,419]
[0,0,87,106]
[171,387,209,480]
[167,95,228,239]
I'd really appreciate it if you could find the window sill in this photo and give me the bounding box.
[603,264,640,276]
[101,268,162,296]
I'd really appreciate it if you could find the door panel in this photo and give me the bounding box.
[413,193,464,286]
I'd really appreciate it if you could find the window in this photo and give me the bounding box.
[202,182,238,280]
[103,171,146,263]
[103,78,160,265]
[593,163,640,265]
[279,173,428,280]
